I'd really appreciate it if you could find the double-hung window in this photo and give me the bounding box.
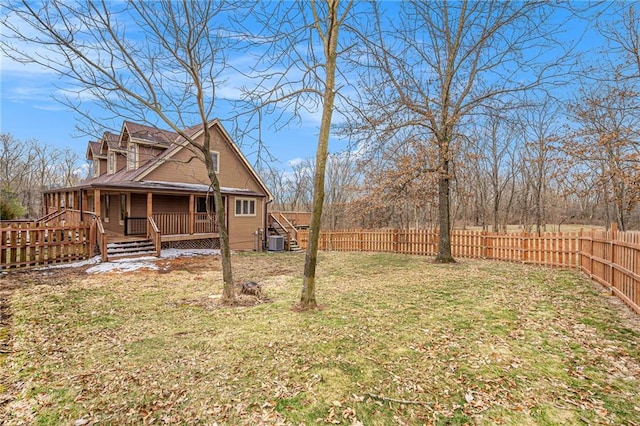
[127,144,137,170]
[210,151,219,173]
[235,198,255,217]
[108,152,116,174]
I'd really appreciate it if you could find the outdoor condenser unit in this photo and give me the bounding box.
[268,235,285,252]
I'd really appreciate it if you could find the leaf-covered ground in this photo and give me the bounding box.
[1,252,639,425]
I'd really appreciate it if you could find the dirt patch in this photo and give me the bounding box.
[157,255,222,274]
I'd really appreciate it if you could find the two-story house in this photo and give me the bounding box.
[42,119,272,254]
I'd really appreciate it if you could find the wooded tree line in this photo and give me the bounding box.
[261,2,640,235]
[0,133,82,220]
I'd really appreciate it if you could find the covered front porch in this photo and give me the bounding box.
[43,189,220,240]
[42,187,222,260]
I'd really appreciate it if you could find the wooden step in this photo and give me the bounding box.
[107,239,158,259]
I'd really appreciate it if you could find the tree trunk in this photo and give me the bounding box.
[300,0,340,310]
[204,131,235,305]
[435,152,455,263]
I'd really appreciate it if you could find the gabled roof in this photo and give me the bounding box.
[86,141,104,160]
[122,121,177,147]
[134,119,273,200]
[100,131,123,153]
[76,119,273,201]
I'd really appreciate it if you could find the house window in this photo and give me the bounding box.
[196,196,215,213]
[102,194,110,222]
[108,152,116,174]
[127,144,137,170]
[93,159,100,177]
[235,198,255,217]
[119,193,127,223]
[210,151,219,173]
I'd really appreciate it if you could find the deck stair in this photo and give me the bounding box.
[268,212,303,252]
[107,238,158,259]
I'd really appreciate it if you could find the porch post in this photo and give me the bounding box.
[189,194,195,235]
[79,190,83,222]
[146,192,153,217]
[94,189,101,218]
[146,192,153,237]
[82,190,88,215]
[43,193,48,217]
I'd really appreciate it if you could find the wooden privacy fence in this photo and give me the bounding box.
[298,228,640,314]
[1,222,93,270]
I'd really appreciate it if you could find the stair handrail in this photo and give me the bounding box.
[277,212,299,243]
[147,216,161,257]
[37,209,67,225]
[93,215,108,262]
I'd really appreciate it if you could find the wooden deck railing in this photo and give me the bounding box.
[298,228,639,315]
[94,216,108,262]
[152,212,217,236]
[270,211,312,228]
[147,216,161,257]
[194,213,218,234]
[1,222,92,270]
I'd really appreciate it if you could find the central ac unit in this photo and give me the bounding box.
[268,235,285,251]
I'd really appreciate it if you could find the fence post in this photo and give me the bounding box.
[521,230,529,264]
[609,223,617,292]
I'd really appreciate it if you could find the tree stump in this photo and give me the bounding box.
[240,281,262,297]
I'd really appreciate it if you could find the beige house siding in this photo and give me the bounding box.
[130,193,147,217]
[101,193,124,233]
[138,145,164,165]
[152,195,190,214]
[228,195,264,250]
[142,126,264,193]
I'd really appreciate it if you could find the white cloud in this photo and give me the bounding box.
[287,157,305,167]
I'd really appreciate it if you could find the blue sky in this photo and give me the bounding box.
[0,2,608,173]
[0,55,342,171]
[0,0,352,172]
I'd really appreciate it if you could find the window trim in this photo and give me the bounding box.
[108,152,116,175]
[102,194,110,222]
[234,197,256,217]
[119,193,127,224]
[210,151,220,174]
[127,143,138,170]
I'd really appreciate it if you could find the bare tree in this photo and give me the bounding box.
[565,82,640,231]
[518,98,563,235]
[347,1,575,261]
[2,1,247,304]
[239,0,355,309]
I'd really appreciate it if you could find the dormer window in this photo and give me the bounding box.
[211,151,219,173]
[108,152,116,174]
[93,159,100,177]
[127,144,137,170]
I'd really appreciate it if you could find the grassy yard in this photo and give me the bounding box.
[1,252,639,425]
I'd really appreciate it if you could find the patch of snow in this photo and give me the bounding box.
[28,249,221,274]
[86,258,159,274]
[160,248,220,259]
[37,256,101,270]
[84,248,221,274]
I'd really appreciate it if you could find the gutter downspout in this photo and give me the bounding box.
[264,198,273,251]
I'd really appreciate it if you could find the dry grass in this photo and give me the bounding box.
[1,252,639,425]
